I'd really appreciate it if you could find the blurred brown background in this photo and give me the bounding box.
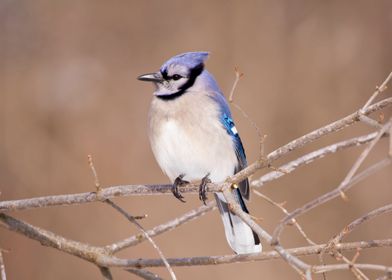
[1,1,392,279]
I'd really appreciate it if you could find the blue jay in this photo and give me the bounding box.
[138,52,261,254]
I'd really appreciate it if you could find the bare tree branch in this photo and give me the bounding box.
[0,213,106,263]
[221,186,311,277]
[0,250,6,280]
[339,121,391,197]
[106,200,216,253]
[272,120,391,244]
[3,206,391,271]
[0,98,390,214]
[312,263,392,275]
[271,157,391,245]
[0,72,391,279]
[253,190,316,245]
[98,239,392,268]
[126,268,163,280]
[228,66,244,102]
[251,131,385,187]
[88,154,173,280]
[332,203,392,244]
[375,274,392,280]
[104,199,175,280]
[361,72,392,111]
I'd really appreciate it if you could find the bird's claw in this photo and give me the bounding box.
[199,174,211,205]
[173,174,188,203]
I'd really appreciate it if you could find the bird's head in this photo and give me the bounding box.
[138,51,209,99]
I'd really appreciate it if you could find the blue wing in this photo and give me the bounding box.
[220,112,250,199]
[205,83,250,199]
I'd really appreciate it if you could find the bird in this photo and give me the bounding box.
[138,51,261,254]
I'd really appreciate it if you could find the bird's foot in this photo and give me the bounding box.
[199,173,211,205]
[173,174,188,203]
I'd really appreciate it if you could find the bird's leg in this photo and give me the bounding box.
[172,174,188,203]
[199,173,211,205]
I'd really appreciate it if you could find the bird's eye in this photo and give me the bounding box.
[172,74,182,81]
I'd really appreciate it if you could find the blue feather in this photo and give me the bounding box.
[221,113,247,168]
[219,110,250,200]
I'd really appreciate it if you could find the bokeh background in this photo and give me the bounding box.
[1,1,392,279]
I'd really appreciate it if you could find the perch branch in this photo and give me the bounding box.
[0,72,390,279]
[227,97,392,187]
[98,239,392,268]
[0,98,390,214]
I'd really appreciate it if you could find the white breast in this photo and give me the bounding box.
[148,92,237,183]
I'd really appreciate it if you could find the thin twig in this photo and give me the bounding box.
[230,97,392,187]
[253,190,316,245]
[335,252,369,280]
[221,187,311,277]
[272,121,391,244]
[359,71,392,131]
[311,263,392,275]
[361,71,392,111]
[1,208,392,270]
[228,66,244,102]
[0,98,391,214]
[0,250,6,280]
[88,154,176,280]
[389,122,392,157]
[375,275,390,280]
[106,200,216,253]
[228,67,265,158]
[105,200,177,280]
[358,115,383,129]
[0,72,390,279]
[126,268,163,280]
[332,203,392,244]
[271,157,392,245]
[252,131,384,187]
[338,121,391,199]
[88,155,101,192]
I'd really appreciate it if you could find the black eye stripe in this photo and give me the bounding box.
[171,74,182,80]
[157,63,204,101]
[160,70,183,81]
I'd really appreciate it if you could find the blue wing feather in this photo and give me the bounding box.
[220,111,250,200]
[206,85,250,199]
[221,113,247,168]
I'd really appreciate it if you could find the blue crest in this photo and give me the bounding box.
[160,51,209,72]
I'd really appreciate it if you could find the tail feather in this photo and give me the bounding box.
[214,192,261,254]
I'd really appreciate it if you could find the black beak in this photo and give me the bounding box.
[137,72,163,82]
